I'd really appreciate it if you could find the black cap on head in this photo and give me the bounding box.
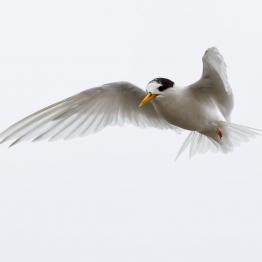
[149,78,174,92]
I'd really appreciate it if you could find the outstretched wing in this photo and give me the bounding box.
[0,81,179,146]
[190,47,234,120]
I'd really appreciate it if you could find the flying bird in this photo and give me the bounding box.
[0,47,260,158]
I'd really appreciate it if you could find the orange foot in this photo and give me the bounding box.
[216,128,223,140]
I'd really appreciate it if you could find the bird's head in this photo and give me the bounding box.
[139,78,175,107]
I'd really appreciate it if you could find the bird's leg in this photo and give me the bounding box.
[216,127,223,140]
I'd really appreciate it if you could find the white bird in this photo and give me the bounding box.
[0,47,260,158]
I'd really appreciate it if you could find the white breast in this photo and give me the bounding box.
[152,87,225,132]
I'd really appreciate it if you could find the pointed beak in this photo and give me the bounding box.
[139,93,158,107]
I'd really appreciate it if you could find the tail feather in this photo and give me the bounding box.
[175,132,194,160]
[176,122,261,159]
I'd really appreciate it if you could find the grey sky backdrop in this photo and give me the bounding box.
[0,0,262,261]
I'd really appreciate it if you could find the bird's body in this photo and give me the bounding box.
[0,47,260,158]
[152,86,223,132]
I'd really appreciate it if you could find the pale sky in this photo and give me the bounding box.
[0,0,262,261]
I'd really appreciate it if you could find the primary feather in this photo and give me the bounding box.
[190,47,234,121]
[0,81,179,146]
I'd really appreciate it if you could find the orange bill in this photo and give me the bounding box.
[139,94,158,107]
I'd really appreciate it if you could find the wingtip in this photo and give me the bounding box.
[8,138,22,148]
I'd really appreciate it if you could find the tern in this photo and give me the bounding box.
[0,47,260,158]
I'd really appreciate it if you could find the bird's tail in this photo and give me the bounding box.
[175,121,261,159]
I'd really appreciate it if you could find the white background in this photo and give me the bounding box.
[0,0,262,261]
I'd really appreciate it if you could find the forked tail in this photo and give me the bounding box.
[176,121,261,159]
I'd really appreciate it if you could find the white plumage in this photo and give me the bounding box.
[0,82,179,147]
[0,47,260,158]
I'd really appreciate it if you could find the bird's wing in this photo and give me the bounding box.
[0,81,180,146]
[190,47,234,120]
